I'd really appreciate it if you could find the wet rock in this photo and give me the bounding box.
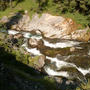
[38,55,46,68]
[14,33,23,39]
[29,55,46,71]
[34,55,46,71]
[28,38,38,48]
[30,30,41,36]
[28,38,44,48]
[54,77,63,84]
[66,80,74,85]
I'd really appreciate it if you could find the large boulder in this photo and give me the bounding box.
[10,13,90,41]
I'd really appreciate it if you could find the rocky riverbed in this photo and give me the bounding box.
[7,29,90,87]
[0,12,90,90]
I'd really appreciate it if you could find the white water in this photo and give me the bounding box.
[78,68,90,75]
[22,32,31,38]
[8,30,81,48]
[44,40,81,48]
[46,56,77,68]
[7,30,90,77]
[46,56,90,76]
[8,30,19,35]
[44,67,69,77]
[25,47,41,55]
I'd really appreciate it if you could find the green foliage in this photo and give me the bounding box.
[53,0,90,15]
[62,12,90,28]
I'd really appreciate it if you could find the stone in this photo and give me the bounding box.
[66,80,74,85]
[14,33,23,39]
[28,38,44,48]
[30,30,41,36]
[38,55,46,68]
[28,38,38,48]
[70,47,76,52]
[54,77,63,84]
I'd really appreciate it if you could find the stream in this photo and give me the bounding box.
[7,30,90,84]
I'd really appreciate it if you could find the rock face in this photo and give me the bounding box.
[10,13,90,41]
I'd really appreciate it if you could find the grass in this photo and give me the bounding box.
[0,0,38,18]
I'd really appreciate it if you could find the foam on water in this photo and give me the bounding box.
[78,68,90,75]
[8,30,19,35]
[25,47,41,55]
[22,32,31,38]
[46,56,76,68]
[44,67,69,77]
[7,30,90,77]
[22,43,27,47]
[22,32,42,39]
[43,40,80,48]
[46,56,90,76]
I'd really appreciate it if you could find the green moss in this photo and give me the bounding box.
[29,56,40,67]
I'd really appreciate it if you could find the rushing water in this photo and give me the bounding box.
[7,30,90,83]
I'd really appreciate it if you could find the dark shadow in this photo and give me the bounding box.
[55,78,78,90]
[0,46,44,76]
[36,0,48,12]
[14,0,25,7]
[5,10,24,29]
[0,46,58,90]
[0,41,84,90]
